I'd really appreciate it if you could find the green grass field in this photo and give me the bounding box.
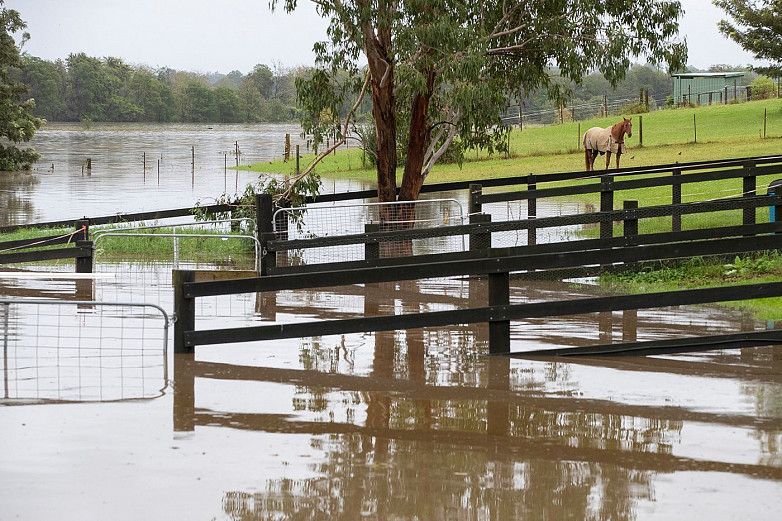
[243,98,782,184]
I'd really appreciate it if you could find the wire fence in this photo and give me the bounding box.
[0,299,168,403]
[272,198,467,266]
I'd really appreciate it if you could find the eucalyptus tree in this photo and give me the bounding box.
[277,0,686,202]
[0,0,42,170]
[713,0,782,77]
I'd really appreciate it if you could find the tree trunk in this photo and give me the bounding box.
[399,69,435,202]
[371,74,398,204]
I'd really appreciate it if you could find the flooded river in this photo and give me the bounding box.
[1,124,781,519]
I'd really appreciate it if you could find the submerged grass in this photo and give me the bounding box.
[601,252,782,320]
[0,225,255,262]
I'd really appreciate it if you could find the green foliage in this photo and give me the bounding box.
[714,0,782,77]
[0,1,41,171]
[278,0,687,200]
[18,51,302,123]
[194,171,322,230]
[750,75,777,100]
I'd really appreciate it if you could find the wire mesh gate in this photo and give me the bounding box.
[272,198,466,266]
[1,298,169,403]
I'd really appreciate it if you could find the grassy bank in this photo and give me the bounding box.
[601,253,782,320]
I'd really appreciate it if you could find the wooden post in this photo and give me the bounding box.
[764,108,767,138]
[143,152,146,172]
[157,159,160,184]
[224,153,227,192]
[672,168,682,232]
[191,145,194,169]
[644,89,649,109]
[693,113,697,143]
[235,141,239,168]
[527,174,537,246]
[603,95,608,117]
[468,183,482,215]
[518,103,523,131]
[296,144,300,175]
[638,115,643,147]
[256,193,274,275]
[75,240,93,274]
[743,160,757,225]
[600,174,614,239]
[365,223,380,260]
[284,133,291,162]
[74,219,90,241]
[724,85,728,104]
[469,213,491,253]
[623,200,638,239]
[173,270,196,354]
[488,271,510,355]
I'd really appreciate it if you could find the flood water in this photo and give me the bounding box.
[1,124,781,519]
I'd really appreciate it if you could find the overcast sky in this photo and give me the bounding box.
[7,0,761,73]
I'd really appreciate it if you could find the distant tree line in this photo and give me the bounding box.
[15,53,302,123]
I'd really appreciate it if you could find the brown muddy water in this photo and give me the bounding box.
[1,125,781,519]
[1,260,781,520]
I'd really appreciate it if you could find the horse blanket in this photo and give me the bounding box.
[583,126,625,155]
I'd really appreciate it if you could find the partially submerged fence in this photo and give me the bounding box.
[1,298,169,403]
[0,221,93,273]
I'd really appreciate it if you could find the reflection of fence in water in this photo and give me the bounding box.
[273,199,466,266]
[0,299,168,403]
[94,261,258,319]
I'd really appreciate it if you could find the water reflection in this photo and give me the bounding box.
[165,275,782,519]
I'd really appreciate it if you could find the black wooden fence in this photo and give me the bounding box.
[0,220,93,273]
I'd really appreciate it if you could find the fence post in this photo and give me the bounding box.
[672,168,682,232]
[527,174,537,246]
[469,213,491,253]
[743,160,757,226]
[365,223,380,260]
[488,271,510,355]
[638,115,643,147]
[173,269,196,354]
[468,183,482,215]
[600,174,614,239]
[256,193,275,275]
[74,219,90,241]
[623,200,638,240]
[75,240,93,274]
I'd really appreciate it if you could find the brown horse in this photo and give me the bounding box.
[583,117,632,171]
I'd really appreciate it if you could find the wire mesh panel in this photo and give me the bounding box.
[273,199,466,267]
[0,299,168,403]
